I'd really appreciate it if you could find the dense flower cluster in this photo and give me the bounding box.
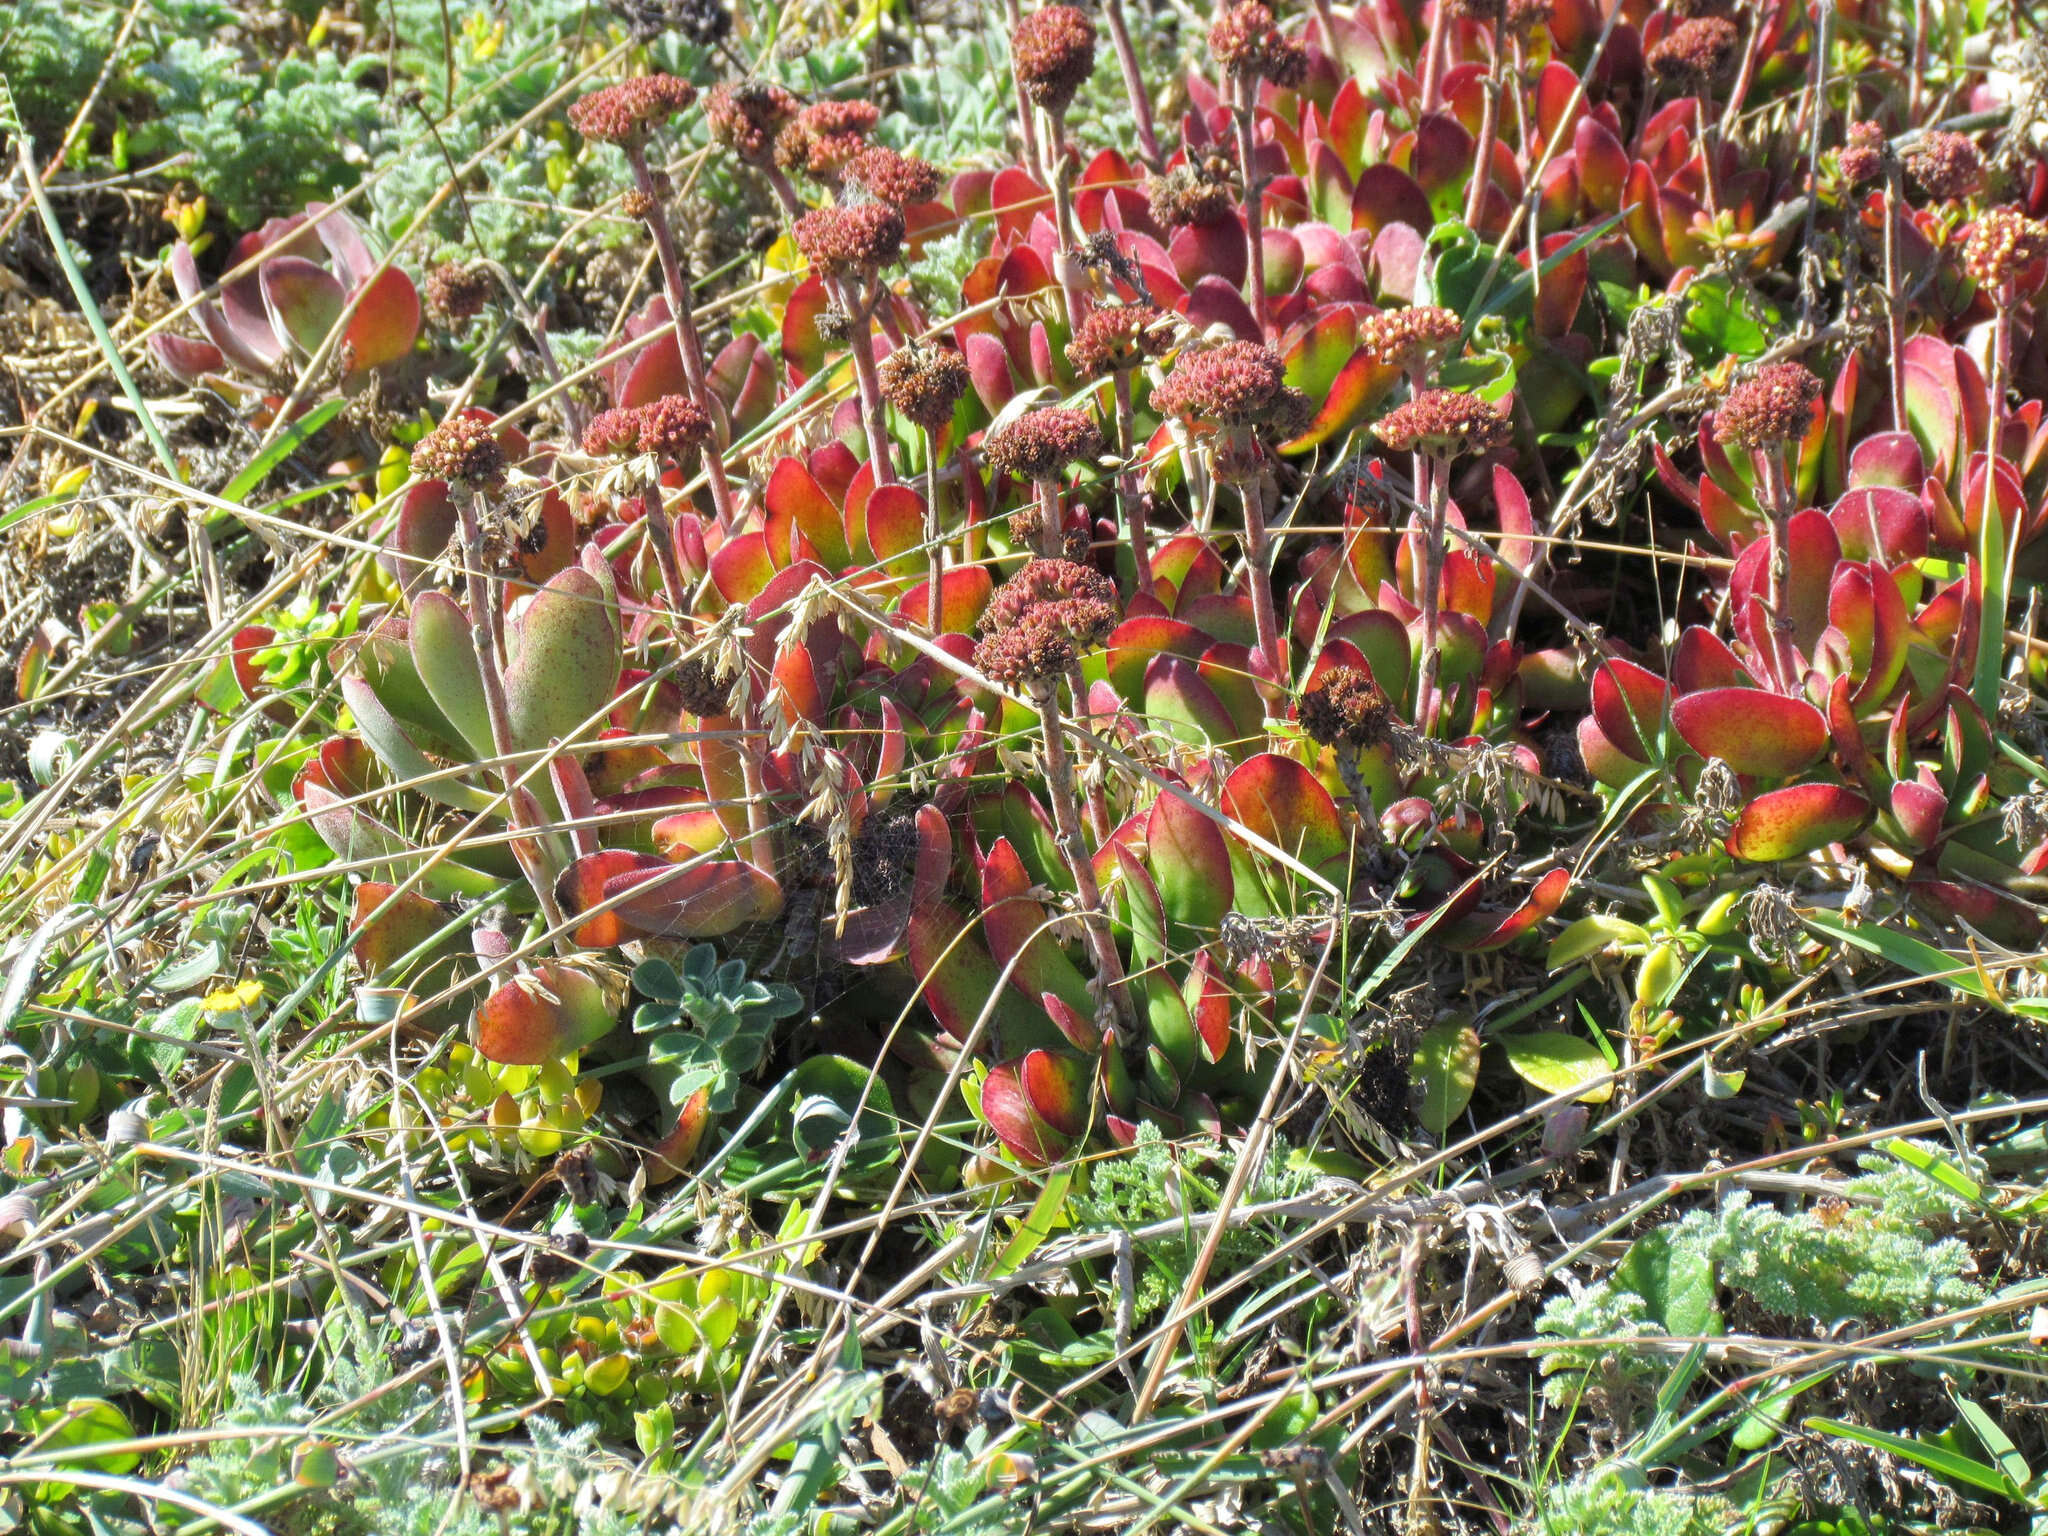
[1151,340,1288,425]
[843,146,942,206]
[1838,121,1886,185]
[1371,389,1513,458]
[1903,130,1983,200]
[674,653,735,718]
[877,342,971,430]
[1961,207,2048,288]
[1012,5,1098,115]
[792,201,906,273]
[1066,304,1174,375]
[1358,305,1464,373]
[1298,666,1392,750]
[774,99,880,178]
[424,262,491,326]
[985,409,1103,481]
[703,81,802,165]
[581,396,714,461]
[1147,161,1238,229]
[1207,2,1308,87]
[567,74,697,146]
[414,415,510,491]
[974,557,1121,684]
[1646,16,1740,86]
[1713,362,1823,450]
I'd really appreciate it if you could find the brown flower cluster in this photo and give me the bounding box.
[793,201,906,273]
[674,653,736,718]
[425,262,492,326]
[1066,304,1174,376]
[878,342,972,431]
[1012,5,1098,116]
[1207,2,1308,87]
[1962,207,2048,289]
[1646,16,1739,87]
[581,396,714,462]
[1713,362,1822,451]
[1358,305,1464,373]
[1371,389,1513,459]
[1148,160,1239,229]
[568,74,697,146]
[414,415,509,491]
[975,557,1121,684]
[1298,666,1392,750]
[843,146,943,206]
[774,99,881,179]
[1903,130,1984,201]
[1838,120,1885,185]
[704,81,802,165]
[1151,340,1288,425]
[985,408,1103,481]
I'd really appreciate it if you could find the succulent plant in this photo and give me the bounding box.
[630,946,802,1117]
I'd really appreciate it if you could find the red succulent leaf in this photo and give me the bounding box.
[863,483,926,581]
[1672,625,1756,694]
[1020,1049,1093,1138]
[342,266,421,372]
[896,565,994,634]
[1108,618,1209,701]
[982,836,1095,1019]
[1183,949,1234,1064]
[259,256,347,357]
[1440,866,1571,953]
[1725,783,1872,862]
[1591,656,1673,762]
[475,964,616,1066]
[764,457,852,571]
[1143,652,1245,747]
[1670,688,1828,778]
[1146,786,1236,930]
[1888,779,1949,852]
[1221,752,1348,879]
[350,882,454,976]
[981,1058,1073,1164]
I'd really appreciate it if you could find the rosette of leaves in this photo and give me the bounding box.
[631,946,801,1116]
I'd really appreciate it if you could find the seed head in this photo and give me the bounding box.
[1150,340,1289,426]
[636,395,714,461]
[1358,305,1464,373]
[704,80,802,164]
[1012,5,1098,115]
[568,74,698,146]
[774,99,881,178]
[843,145,943,206]
[1903,130,1983,201]
[1646,16,1740,88]
[1371,388,1513,459]
[1066,303,1175,375]
[413,415,509,491]
[1962,206,2048,289]
[878,342,972,431]
[1298,666,1392,749]
[793,201,906,272]
[1838,120,1885,185]
[982,557,1121,645]
[1148,161,1239,228]
[985,408,1103,481]
[1207,2,1309,87]
[975,616,1078,684]
[582,407,643,457]
[675,653,735,717]
[1713,362,1823,451]
[424,262,492,326]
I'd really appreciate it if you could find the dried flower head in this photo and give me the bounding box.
[1646,16,1740,87]
[878,342,972,430]
[675,653,735,717]
[425,262,492,326]
[582,407,644,457]
[975,616,1077,684]
[1298,666,1392,749]
[1838,120,1885,185]
[568,74,698,146]
[1358,305,1465,373]
[843,145,943,206]
[1902,130,1983,201]
[1962,206,2048,289]
[985,408,1103,481]
[1151,340,1289,426]
[704,80,803,164]
[982,557,1121,645]
[1208,2,1309,86]
[1066,303,1175,375]
[1147,161,1239,228]
[413,415,509,491]
[1371,389,1513,458]
[774,99,881,178]
[1012,6,1098,115]
[636,395,714,461]
[1713,362,1823,450]
[793,201,906,272]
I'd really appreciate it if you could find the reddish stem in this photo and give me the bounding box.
[1113,370,1153,592]
[1463,29,1503,230]
[1102,0,1163,171]
[1414,454,1450,734]
[925,433,946,634]
[1883,176,1909,432]
[1230,75,1271,340]
[1030,676,1130,1030]
[1237,455,1285,689]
